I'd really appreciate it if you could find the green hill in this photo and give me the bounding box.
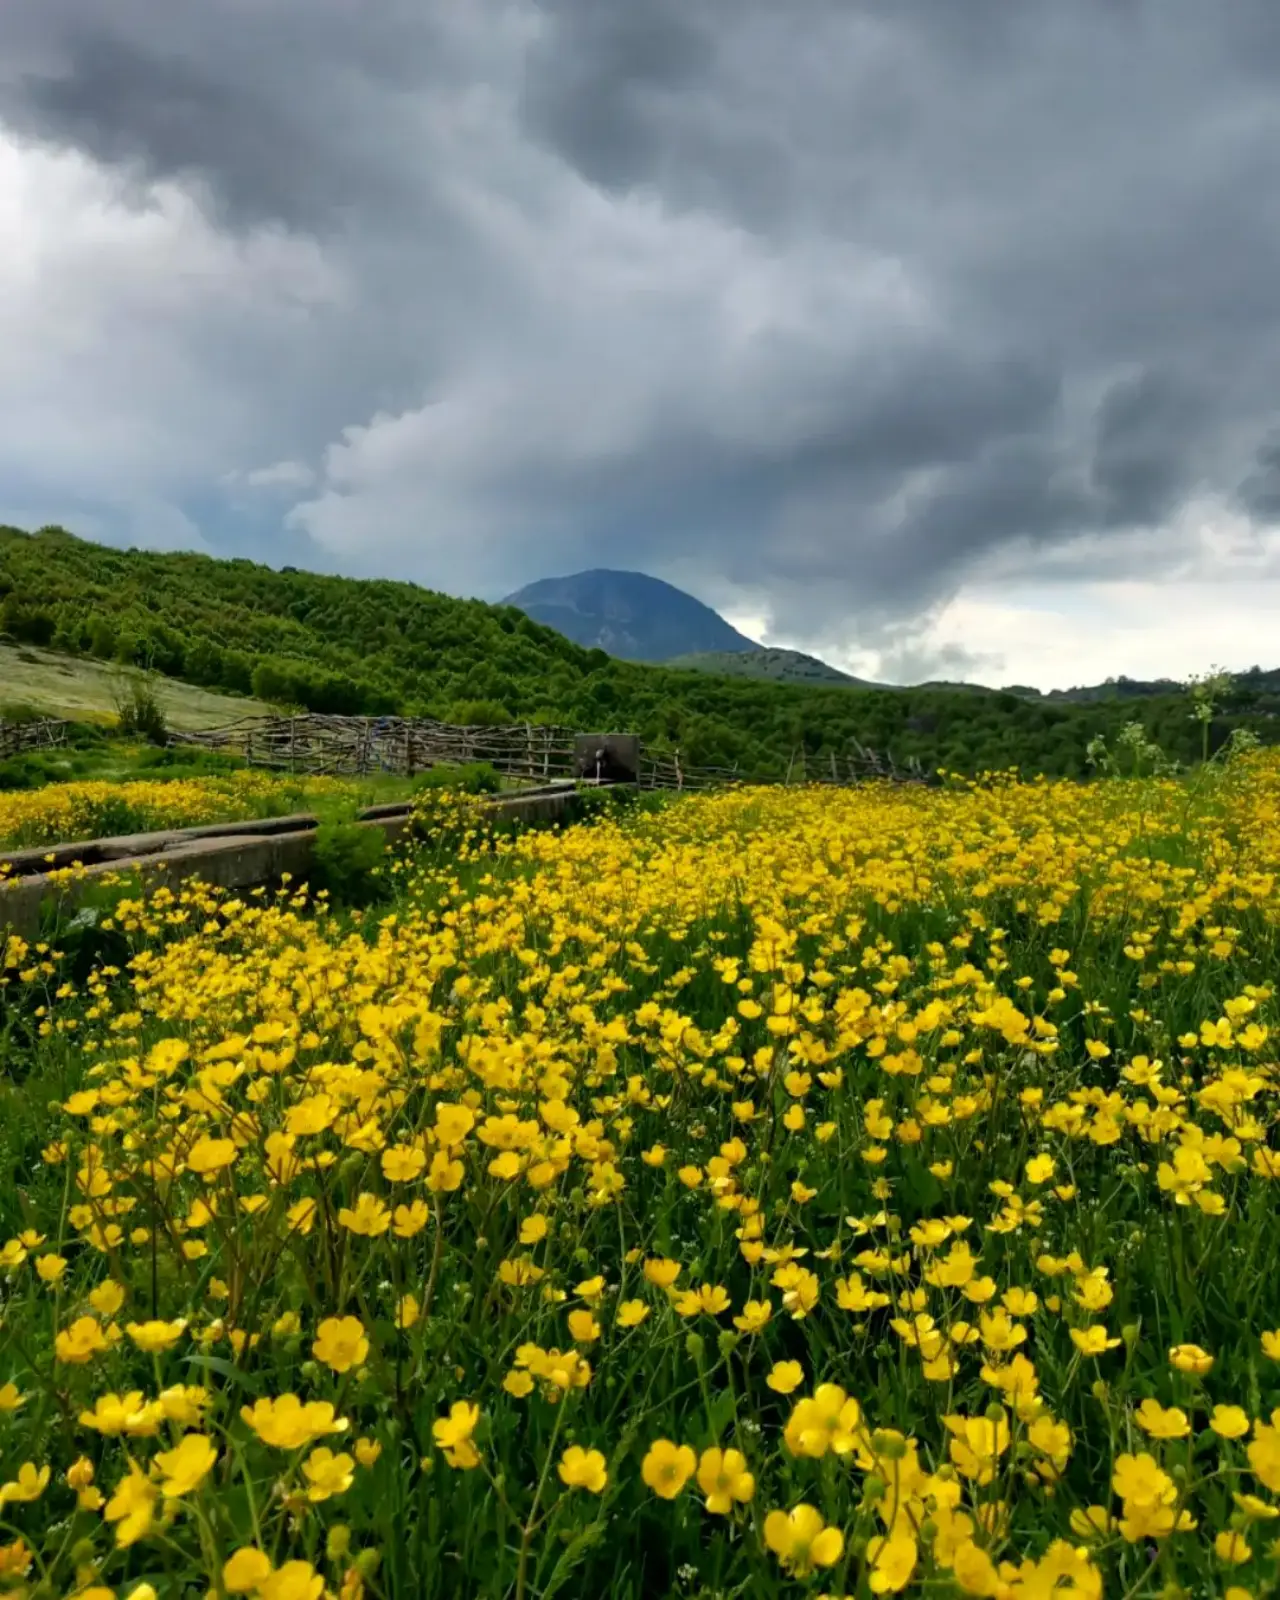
[2,524,1277,779]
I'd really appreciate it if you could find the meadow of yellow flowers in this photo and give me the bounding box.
[0,772,356,852]
[2,754,1280,1598]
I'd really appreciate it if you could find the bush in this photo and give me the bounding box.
[307,821,390,907]
[412,761,501,795]
[133,745,247,777]
[111,672,169,744]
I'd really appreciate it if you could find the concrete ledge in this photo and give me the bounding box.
[0,811,319,877]
[1,784,616,940]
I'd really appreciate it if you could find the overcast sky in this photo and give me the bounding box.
[3,0,1280,688]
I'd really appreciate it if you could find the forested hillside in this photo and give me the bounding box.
[3,525,1276,777]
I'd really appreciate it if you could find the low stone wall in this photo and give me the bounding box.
[0,783,593,941]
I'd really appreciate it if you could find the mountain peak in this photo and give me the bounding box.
[502,569,759,661]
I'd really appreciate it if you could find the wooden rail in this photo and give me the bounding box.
[170,714,580,782]
[171,714,931,790]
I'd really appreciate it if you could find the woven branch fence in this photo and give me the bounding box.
[171,714,932,790]
[170,714,581,782]
[0,718,69,760]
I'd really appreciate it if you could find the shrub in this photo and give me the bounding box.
[307,820,390,907]
[412,761,501,795]
[111,672,169,745]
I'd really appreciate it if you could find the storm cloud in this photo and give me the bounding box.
[2,0,1280,681]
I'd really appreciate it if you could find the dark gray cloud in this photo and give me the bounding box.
[1,0,1279,670]
[1238,432,1280,523]
[1091,369,1210,529]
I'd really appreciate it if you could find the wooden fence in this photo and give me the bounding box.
[0,717,69,761]
[172,714,932,790]
[170,714,582,783]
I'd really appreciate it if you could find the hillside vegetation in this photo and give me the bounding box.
[3,525,1278,778]
[667,646,870,686]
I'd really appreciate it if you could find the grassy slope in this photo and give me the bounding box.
[3,524,1278,778]
[0,642,274,729]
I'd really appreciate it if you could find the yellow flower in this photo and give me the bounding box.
[696,1447,754,1514]
[338,1193,392,1236]
[187,1135,238,1174]
[126,1318,187,1354]
[1210,1405,1251,1439]
[1247,1423,1280,1492]
[1262,1330,1280,1362]
[104,1461,159,1547]
[0,1383,22,1413]
[395,1294,420,1330]
[558,1446,608,1493]
[944,1410,1010,1485]
[434,1102,475,1147]
[1215,1530,1253,1565]
[154,1434,218,1498]
[393,1201,430,1238]
[641,1440,697,1499]
[1135,1398,1191,1439]
[1025,1154,1056,1184]
[1233,1492,1279,1520]
[0,1539,32,1581]
[674,1283,731,1317]
[617,1299,650,1328]
[55,1315,108,1363]
[642,1257,681,1289]
[79,1391,160,1437]
[784,1385,862,1459]
[433,1401,481,1470]
[766,1360,805,1395]
[223,1549,274,1594]
[354,1438,382,1468]
[302,1447,355,1501]
[426,1151,464,1192]
[259,1561,325,1600]
[763,1504,844,1576]
[519,1215,549,1245]
[313,1316,369,1374]
[381,1145,426,1182]
[866,1530,918,1594]
[1070,1325,1121,1356]
[35,1253,67,1284]
[733,1299,772,1333]
[0,1464,49,1508]
[567,1309,601,1344]
[240,1395,348,1450]
[1169,1343,1214,1375]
